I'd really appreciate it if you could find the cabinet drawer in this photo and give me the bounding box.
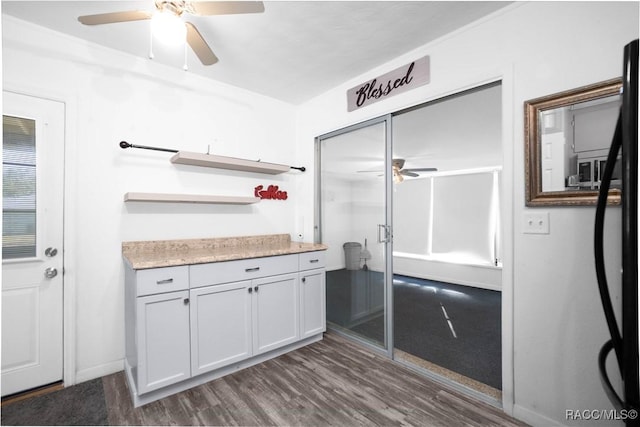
[136,266,189,297]
[299,251,326,271]
[190,254,298,288]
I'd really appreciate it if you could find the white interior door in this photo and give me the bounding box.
[541,132,566,192]
[2,91,65,397]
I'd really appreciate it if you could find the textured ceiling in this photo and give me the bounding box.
[2,1,512,104]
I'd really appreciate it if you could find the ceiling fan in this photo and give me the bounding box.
[77,1,265,66]
[390,158,437,182]
[358,158,438,183]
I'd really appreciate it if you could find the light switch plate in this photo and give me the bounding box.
[523,212,550,234]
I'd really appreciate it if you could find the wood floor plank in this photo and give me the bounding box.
[104,332,528,426]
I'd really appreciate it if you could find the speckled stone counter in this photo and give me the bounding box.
[122,234,328,270]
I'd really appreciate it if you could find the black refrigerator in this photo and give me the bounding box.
[595,38,639,425]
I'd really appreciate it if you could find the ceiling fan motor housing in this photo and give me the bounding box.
[155,1,187,16]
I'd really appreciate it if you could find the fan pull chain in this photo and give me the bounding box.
[183,39,188,71]
[148,22,154,60]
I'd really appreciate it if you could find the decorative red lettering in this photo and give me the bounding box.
[254,185,288,200]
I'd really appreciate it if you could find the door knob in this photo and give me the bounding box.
[44,267,58,279]
[45,247,58,257]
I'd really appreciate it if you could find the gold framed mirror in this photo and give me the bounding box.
[524,78,622,206]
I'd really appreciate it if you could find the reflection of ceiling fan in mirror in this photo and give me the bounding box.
[77,1,265,66]
[358,158,438,183]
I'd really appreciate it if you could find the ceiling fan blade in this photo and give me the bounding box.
[185,22,219,65]
[78,10,152,25]
[403,167,438,172]
[189,1,265,16]
[400,170,420,177]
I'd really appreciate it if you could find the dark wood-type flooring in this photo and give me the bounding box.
[103,332,526,426]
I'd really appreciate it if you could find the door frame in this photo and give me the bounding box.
[314,114,394,359]
[4,85,79,389]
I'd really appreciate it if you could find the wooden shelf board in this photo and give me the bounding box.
[170,151,290,175]
[124,192,261,205]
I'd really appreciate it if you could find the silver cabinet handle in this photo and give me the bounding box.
[254,286,259,292]
[309,259,319,263]
[245,267,260,273]
[44,267,58,279]
[248,288,253,294]
[156,278,174,285]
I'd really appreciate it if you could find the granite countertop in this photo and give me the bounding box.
[122,234,328,270]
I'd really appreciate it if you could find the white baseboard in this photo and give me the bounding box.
[513,404,565,427]
[74,359,124,384]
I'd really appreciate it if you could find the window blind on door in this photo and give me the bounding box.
[3,115,37,260]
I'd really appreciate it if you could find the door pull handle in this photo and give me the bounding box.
[377,224,391,243]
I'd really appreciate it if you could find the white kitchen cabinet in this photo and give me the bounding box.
[125,265,191,395]
[124,250,326,407]
[190,254,298,288]
[136,290,191,394]
[191,272,299,376]
[298,251,326,339]
[299,269,326,338]
[252,273,299,355]
[190,280,252,376]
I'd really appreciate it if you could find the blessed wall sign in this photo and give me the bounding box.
[347,56,430,112]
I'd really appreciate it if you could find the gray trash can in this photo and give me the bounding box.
[343,242,362,270]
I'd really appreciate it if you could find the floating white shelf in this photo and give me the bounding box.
[124,192,261,205]
[170,151,290,175]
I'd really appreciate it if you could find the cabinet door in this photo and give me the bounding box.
[190,281,252,376]
[299,269,326,338]
[252,273,299,355]
[136,291,190,394]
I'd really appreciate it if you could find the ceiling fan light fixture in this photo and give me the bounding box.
[151,9,186,46]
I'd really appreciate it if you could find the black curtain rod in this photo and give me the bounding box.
[119,141,305,172]
[119,141,178,153]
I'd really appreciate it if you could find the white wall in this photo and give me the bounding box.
[3,16,298,382]
[296,2,638,426]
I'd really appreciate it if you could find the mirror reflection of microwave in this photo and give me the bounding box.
[577,155,621,189]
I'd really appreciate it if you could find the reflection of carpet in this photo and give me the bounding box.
[1,379,108,426]
[326,270,501,390]
[393,275,501,390]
